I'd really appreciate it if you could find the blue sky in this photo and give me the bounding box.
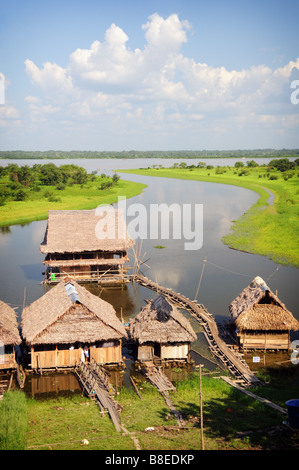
[0,0,298,151]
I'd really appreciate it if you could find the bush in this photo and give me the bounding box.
[238,169,250,176]
[0,195,6,206]
[112,173,120,183]
[48,195,61,202]
[215,167,226,174]
[246,160,259,167]
[43,190,53,198]
[14,189,27,201]
[268,158,295,172]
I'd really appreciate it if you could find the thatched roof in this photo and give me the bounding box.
[21,280,127,345]
[40,209,135,254]
[130,295,197,344]
[0,300,21,346]
[235,304,299,331]
[229,276,299,332]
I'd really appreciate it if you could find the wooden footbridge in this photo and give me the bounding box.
[132,273,261,387]
[74,360,122,432]
[140,362,185,426]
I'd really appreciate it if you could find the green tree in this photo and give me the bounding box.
[39,163,63,185]
[112,173,120,184]
[246,160,259,167]
[269,158,294,172]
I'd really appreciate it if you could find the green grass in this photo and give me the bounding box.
[26,394,134,450]
[118,166,299,267]
[0,177,147,227]
[0,391,28,450]
[2,368,298,450]
[118,371,298,451]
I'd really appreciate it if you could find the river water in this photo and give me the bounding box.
[0,158,298,344]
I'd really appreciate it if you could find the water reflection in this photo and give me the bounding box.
[23,372,82,399]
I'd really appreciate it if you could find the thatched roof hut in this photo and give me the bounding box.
[0,300,21,370]
[229,276,299,350]
[0,300,21,346]
[40,209,134,254]
[130,295,196,362]
[131,295,197,344]
[22,280,127,368]
[22,280,127,345]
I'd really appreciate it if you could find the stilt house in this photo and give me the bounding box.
[0,300,21,370]
[229,276,299,350]
[40,209,135,284]
[130,295,197,363]
[21,280,127,370]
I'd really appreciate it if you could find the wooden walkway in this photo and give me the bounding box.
[132,273,261,387]
[0,373,14,400]
[141,362,185,427]
[74,360,122,432]
[141,362,176,392]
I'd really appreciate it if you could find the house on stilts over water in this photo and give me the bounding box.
[229,276,299,351]
[0,300,21,370]
[130,295,197,364]
[21,279,127,371]
[40,209,135,284]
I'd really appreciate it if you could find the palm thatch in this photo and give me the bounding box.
[40,209,135,254]
[21,280,127,345]
[235,304,299,331]
[0,300,21,346]
[229,276,299,332]
[130,295,197,344]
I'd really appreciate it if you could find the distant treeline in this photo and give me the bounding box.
[0,149,299,160]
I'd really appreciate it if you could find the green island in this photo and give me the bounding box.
[118,158,299,268]
[0,163,146,227]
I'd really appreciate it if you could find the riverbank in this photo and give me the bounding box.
[0,176,146,227]
[1,366,298,451]
[118,164,299,268]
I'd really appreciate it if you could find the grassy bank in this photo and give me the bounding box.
[2,367,298,451]
[0,391,28,450]
[118,164,299,267]
[0,172,146,227]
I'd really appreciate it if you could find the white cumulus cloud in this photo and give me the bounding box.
[19,12,299,148]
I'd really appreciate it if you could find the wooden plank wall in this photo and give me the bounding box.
[30,344,122,369]
[161,343,189,360]
[0,353,17,370]
[238,332,290,350]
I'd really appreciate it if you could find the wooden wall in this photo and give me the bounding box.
[90,343,122,364]
[161,343,189,360]
[238,332,290,350]
[0,351,17,370]
[137,342,190,361]
[30,342,123,369]
[138,344,154,361]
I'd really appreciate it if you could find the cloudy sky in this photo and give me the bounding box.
[0,0,299,151]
